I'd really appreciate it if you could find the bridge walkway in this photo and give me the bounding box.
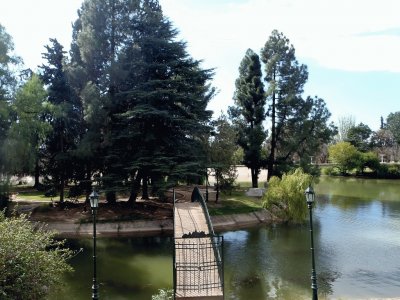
[174,191,224,300]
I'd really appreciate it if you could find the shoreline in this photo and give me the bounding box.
[45,209,277,238]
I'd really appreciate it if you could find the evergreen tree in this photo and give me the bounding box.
[70,0,215,202]
[346,122,372,152]
[115,0,214,201]
[40,39,83,202]
[386,112,400,145]
[229,48,266,187]
[0,24,21,173]
[261,30,335,177]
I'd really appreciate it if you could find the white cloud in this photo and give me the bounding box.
[160,0,400,72]
[1,0,398,126]
[160,0,400,118]
[1,0,83,71]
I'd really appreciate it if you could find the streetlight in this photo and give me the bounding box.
[305,185,318,300]
[90,190,100,300]
[205,168,209,202]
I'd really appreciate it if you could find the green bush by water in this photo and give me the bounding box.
[0,211,74,299]
[152,289,173,300]
[262,168,312,223]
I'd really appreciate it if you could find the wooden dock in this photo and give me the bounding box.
[174,202,223,300]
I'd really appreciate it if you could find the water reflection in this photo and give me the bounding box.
[55,177,400,299]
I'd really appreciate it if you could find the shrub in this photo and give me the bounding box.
[0,211,73,299]
[152,289,173,300]
[262,168,312,223]
[328,142,360,174]
[377,164,400,179]
[321,166,341,176]
[358,152,380,174]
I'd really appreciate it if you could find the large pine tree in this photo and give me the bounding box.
[261,30,334,177]
[229,48,266,187]
[70,0,215,202]
[40,39,83,202]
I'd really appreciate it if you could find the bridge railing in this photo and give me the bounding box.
[190,186,224,295]
[174,235,223,296]
[173,187,224,299]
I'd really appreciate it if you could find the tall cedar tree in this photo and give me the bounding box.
[115,0,214,201]
[40,39,83,202]
[70,0,214,203]
[69,0,133,202]
[0,24,21,171]
[261,30,335,177]
[230,49,266,187]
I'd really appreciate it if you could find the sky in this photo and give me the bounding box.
[1,0,400,131]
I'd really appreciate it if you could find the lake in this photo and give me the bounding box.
[52,177,400,299]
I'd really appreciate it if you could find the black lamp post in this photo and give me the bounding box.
[90,190,99,300]
[205,168,209,202]
[305,185,318,300]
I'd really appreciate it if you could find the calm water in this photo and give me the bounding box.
[53,177,400,299]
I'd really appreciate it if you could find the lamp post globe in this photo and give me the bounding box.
[90,189,99,300]
[90,190,99,210]
[305,185,318,300]
[305,186,315,207]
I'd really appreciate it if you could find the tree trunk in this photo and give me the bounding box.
[85,165,92,204]
[59,173,65,203]
[267,69,276,180]
[215,170,220,203]
[142,175,149,200]
[251,168,258,188]
[128,170,142,204]
[59,132,65,203]
[34,158,40,188]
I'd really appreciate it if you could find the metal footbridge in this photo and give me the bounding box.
[173,187,224,300]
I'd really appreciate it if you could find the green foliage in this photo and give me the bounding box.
[3,74,50,175]
[209,115,239,196]
[261,30,336,178]
[321,166,341,176]
[329,142,381,175]
[152,288,173,300]
[0,23,21,100]
[328,142,360,174]
[40,38,84,202]
[70,0,215,202]
[358,151,380,173]
[229,48,266,187]
[262,168,312,223]
[376,164,400,179]
[386,111,400,144]
[232,147,244,165]
[0,211,73,299]
[346,122,372,152]
[0,24,21,173]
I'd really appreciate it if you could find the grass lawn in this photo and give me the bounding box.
[9,186,51,201]
[207,188,264,216]
[9,183,265,218]
[9,186,85,202]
